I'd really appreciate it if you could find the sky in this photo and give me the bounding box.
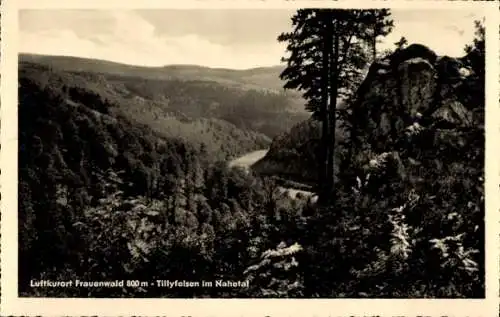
[19,9,485,69]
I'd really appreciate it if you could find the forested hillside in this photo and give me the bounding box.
[20,54,293,92]
[20,53,308,138]
[19,71,308,297]
[18,10,485,299]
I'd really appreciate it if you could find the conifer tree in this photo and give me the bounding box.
[464,19,485,81]
[278,9,393,204]
[394,36,408,51]
[364,9,394,60]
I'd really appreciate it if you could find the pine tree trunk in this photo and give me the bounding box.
[326,18,339,205]
[318,12,332,206]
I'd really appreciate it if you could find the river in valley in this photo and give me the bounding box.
[228,149,315,201]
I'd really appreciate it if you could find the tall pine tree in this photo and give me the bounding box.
[278,9,393,205]
[364,9,394,61]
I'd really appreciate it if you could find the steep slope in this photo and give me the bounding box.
[252,119,345,187]
[19,62,280,161]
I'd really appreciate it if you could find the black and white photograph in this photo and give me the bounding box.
[6,1,492,306]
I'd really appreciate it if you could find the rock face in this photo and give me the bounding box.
[253,44,484,188]
[355,44,480,149]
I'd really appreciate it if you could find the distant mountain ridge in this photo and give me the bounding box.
[19,53,291,93]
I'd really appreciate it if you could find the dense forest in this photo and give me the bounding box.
[18,69,309,297]
[18,10,484,298]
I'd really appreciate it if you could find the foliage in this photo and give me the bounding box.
[301,126,483,297]
[244,242,304,297]
[465,19,485,55]
[464,19,485,97]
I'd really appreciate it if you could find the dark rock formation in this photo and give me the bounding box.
[253,43,484,189]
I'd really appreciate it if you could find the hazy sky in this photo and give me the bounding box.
[19,9,485,69]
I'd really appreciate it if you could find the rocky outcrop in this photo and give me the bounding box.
[354,44,480,151]
[253,44,484,188]
[352,44,483,187]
